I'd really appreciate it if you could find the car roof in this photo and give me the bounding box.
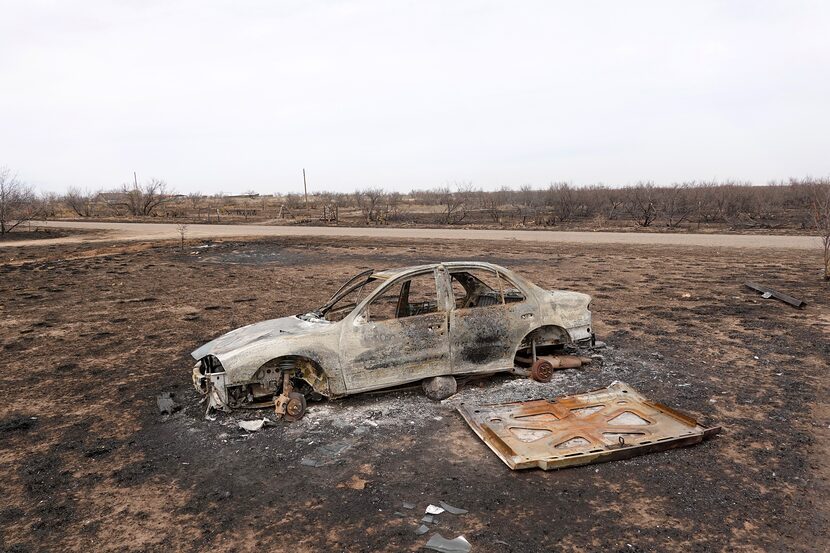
[371,261,507,280]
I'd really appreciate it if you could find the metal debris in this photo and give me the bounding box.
[438,501,468,515]
[156,392,180,415]
[514,355,594,382]
[424,534,472,553]
[458,381,721,470]
[425,504,445,515]
[238,419,270,432]
[415,524,430,536]
[421,515,435,524]
[402,501,416,510]
[744,281,806,309]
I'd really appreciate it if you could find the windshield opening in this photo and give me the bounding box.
[318,271,384,322]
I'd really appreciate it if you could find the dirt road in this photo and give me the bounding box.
[2,220,821,249]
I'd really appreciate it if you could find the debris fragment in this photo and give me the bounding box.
[425,504,445,515]
[516,355,593,380]
[458,381,721,470]
[238,419,270,432]
[438,501,468,515]
[402,501,416,510]
[156,392,180,415]
[544,355,593,369]
[421,515,435,524]
[424,534,472,553]
[744,281,806,309]
[415,524,430,536]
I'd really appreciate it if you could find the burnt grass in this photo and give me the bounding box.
[0,236,828,552]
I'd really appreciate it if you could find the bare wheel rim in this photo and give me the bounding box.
[531,359,554,383]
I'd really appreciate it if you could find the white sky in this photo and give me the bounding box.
[1,1,829,195]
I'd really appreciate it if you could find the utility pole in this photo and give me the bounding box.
[134,171,138,188]
[303,168,308,209]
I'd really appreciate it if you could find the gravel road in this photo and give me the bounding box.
[3,220,820,249]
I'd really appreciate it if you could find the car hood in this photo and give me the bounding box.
[191,315,331,361]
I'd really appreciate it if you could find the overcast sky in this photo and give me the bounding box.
[1,1,829,195]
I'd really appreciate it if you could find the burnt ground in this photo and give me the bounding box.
[0,227,76,243]
[0,236,828,552]
[0,228,97,242]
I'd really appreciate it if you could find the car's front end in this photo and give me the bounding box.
[190,314,339,413]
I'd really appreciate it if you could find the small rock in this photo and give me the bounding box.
[156,392,180,415]
[422,376,457,401]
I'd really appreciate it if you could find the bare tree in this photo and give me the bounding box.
[624,182,658,227]
[511,185,542,225]
[0,167,44,235]
[808,179,830,280]
[602,188,625,221]
[185,192,204,219]
[437,182,473,225]
[64,186,98,217]
[176,223,189,251]
[116,178,172,216]
[383,191,404,222]
[546,182,576,224]
[356,188,385,224]
[479,187,507,223]
[660,183,694,228]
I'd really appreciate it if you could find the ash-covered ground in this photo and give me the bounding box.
[0,235,827,552]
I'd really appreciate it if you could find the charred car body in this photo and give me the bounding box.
[191,262,593,417]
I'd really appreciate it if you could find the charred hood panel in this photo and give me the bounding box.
[191,316,330,362]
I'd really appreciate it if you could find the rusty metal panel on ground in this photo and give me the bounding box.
[458,381,721,470]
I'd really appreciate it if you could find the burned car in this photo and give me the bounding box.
[191,262,593,419]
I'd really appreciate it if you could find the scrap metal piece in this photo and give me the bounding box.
[530,359,554,382]
[425,504,445,515]
[515,355,593,371]
[458,381,721,470]
[424,534,472,553]
[438,501,468,515]
[238,419,270,432]
[744,281,806,309]
[415,524,430,536]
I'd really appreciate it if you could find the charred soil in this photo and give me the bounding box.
[0,236,828,552]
